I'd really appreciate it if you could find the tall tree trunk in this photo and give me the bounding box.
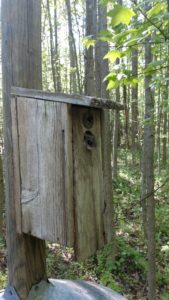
[73,0,83,94]
[131,48,139,166]
[162,112,167,167]
[54,0,62,92]
[85,0,97,96]
[0,155,4,237]
[65,0,81,93]
[112,86,120,179]
[162,0,169,168]
[123,85,129,166]
[112,0,122,178]
[1,1,46,299]
[47,0,57,91]
[95,1,112,243]
[157,87,161,174]
[141,6,156,297]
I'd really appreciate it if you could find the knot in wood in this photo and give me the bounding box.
[83,111,94,129]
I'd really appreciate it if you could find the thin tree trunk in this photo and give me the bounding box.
[85,0,97,96]
[47,0,57,91]
[65,0,81,93]
[112,0,122,178]
[157,88,161,174]
[163,0,169,168]
[141,10,156,298]
[123,85,129,166]
[54,0,62,92]
[73,0,83,93]
[112,88,120,179]
[95,1,112,243]
[162,112,167,167]
[131,48,139,166]
[0,155,4,237]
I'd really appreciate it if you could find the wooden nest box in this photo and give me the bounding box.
[11,87,123,261]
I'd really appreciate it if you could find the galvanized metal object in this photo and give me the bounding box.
[27,280,128,300]
[0,287,19,300]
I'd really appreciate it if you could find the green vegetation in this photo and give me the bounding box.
[0,152,169,299]
[45,150,169,299]
[0,237,7,290]
[1,1,169,299]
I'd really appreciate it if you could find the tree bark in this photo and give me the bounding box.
[0,155,4,237]
[95,2,113,243]
[112,0,122,178]
[141,19,156,300]
[131,48,139,166]
[162,111,167,167]
[47,0,57,91]
[157,87,161,174]
[65,0,81,93]
[1,1,46,299]
[112,60,120,179]
[85,0,97,96]
[54,0,62,92]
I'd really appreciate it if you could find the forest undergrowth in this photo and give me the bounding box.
[0,150,169,299]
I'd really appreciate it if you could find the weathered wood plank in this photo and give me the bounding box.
[11,86,125,110]
[17,98,42,237]
[11,97,22,234]
[1,1,46,299]
[14,97,74,246]
[72,107,105,261]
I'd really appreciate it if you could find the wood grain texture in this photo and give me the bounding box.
[72,107,105,261]
[1,1,46,299]
[11,97,22,234]
[13,97,74,246]
[11,86,125,110]
[101,110,113,243]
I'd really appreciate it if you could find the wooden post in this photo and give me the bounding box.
[1,1,47,299]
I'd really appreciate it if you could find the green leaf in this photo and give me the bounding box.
[147,3,165,18]
[104,72,119,90]
[107,80,119,90]
[123,77,138,87]
[82,36,95,49]
[104,50,122,63]
[108,5,136,27]
[112,29,139,47]
[97,29,113,42]
[104,72,116,82]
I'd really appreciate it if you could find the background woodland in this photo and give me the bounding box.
[0,0,169,299]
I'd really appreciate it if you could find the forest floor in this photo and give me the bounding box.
[0,150,169,299]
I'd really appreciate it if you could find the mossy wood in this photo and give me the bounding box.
[11,87,116,260]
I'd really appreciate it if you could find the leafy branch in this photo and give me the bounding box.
[131,0,169,40]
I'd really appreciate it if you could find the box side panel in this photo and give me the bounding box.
[16,97,74,246]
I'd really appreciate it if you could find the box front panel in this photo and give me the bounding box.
[72,107,105,261]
